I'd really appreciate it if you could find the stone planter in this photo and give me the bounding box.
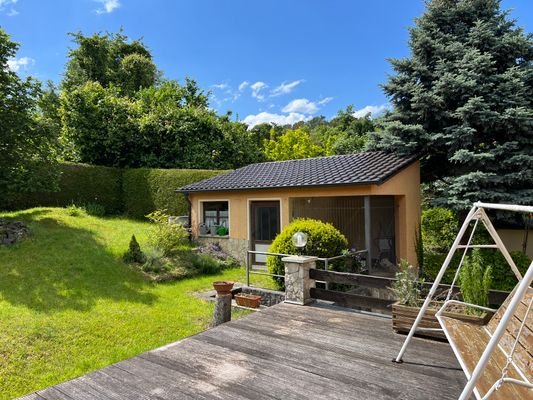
[235,293,262,308]
[392,301,493,340]
[213,281,234,295]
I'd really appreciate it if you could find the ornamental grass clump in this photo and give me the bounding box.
[391,259,424,307]
[459,248,492,315]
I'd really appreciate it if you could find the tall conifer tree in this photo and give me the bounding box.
[371,0,533,210]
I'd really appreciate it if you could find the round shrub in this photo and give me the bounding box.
[267,218,348,290]
[422,207,458,252]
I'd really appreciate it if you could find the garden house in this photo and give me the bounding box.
[179,151,420,274]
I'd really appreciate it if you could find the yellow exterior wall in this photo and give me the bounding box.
[497,229,533,259]
[188,161,421,265]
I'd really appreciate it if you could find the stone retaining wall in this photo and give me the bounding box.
[240,286,285,307]
[196,236,249,265]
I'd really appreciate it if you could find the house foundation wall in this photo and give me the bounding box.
[196,236,249,265]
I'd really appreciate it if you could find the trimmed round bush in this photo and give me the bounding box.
[267,218,348,290]
[422,207,458,252]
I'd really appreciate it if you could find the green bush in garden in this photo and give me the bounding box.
[459,249,492,315]
[267,218,348,290]
[422,208,458,252]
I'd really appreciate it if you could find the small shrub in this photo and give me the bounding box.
[197,242,240,268]
[390,259,424,307]
[141,247,168,273]
[460,248,492,315]
[191,253,222,275]
[123,235,146,264]
[267,218,348,290]
[66,204,84,216]
[478,250,530,291]
[146,210,188,255]
[422,208,458,252]
[85,202,106,217]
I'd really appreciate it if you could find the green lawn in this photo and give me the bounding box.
[0,208,267,399]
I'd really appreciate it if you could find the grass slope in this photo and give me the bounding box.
[0,208,254,399]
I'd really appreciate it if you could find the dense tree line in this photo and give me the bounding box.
[3,0,532,211]
[0,29,59,194]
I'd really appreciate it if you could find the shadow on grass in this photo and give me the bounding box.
[0,211,156,312]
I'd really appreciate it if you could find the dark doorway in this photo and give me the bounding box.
[250,201,281,264]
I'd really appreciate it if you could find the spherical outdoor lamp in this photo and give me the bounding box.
[292,231,308,256]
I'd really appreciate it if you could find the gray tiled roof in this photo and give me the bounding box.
[179,151,417,192]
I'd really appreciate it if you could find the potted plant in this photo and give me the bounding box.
[390,260,446,339]
[391,252,494,339]
[235,293,262,308]
[216,225,228,236]
[213,281,234,295]
[210,225,219,235]
[455,248,493,324]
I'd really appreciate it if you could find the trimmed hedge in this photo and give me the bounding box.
[4,162,227,218]
[267,218,349,290]
[5,163,123,213]
[122,168,226,219]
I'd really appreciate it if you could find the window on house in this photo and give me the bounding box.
[202,201,229,229]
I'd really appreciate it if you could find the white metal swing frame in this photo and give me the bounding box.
[394,201,533,400]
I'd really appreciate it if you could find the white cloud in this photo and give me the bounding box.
[270,80,304,97]
[211,83,229,90]
[0,0,18,15]
[242,112,310,128]
[282,98,319,114]
[7,56,34,73]
[352,104,389,118]
[238,81,249,91]
[0,0,17,7]
[318,97,334,105]
[95,0,120,14]
[250,81,268,101]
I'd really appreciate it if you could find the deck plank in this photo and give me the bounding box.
[18,302,467,400]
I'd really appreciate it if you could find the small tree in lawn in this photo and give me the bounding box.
[369,0,533,210]
[123,235,146,264]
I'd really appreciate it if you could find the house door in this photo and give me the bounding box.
[250,201,281,264]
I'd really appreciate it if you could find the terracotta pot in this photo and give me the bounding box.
[235,293,262,308]
[213,281,234,295]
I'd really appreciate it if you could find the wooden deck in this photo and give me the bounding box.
[20,302,466,400]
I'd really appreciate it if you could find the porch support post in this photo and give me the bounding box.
[364,196,372,272]
[282,256,317,305]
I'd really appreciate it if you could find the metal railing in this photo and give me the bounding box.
[245,249,368,289]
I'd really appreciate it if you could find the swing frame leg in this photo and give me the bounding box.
[394,205,478,363]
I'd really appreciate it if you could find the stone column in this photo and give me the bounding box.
[282,256,317,305]
[213,293,232,326]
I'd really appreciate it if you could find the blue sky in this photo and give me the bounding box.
[2,0,532,127]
